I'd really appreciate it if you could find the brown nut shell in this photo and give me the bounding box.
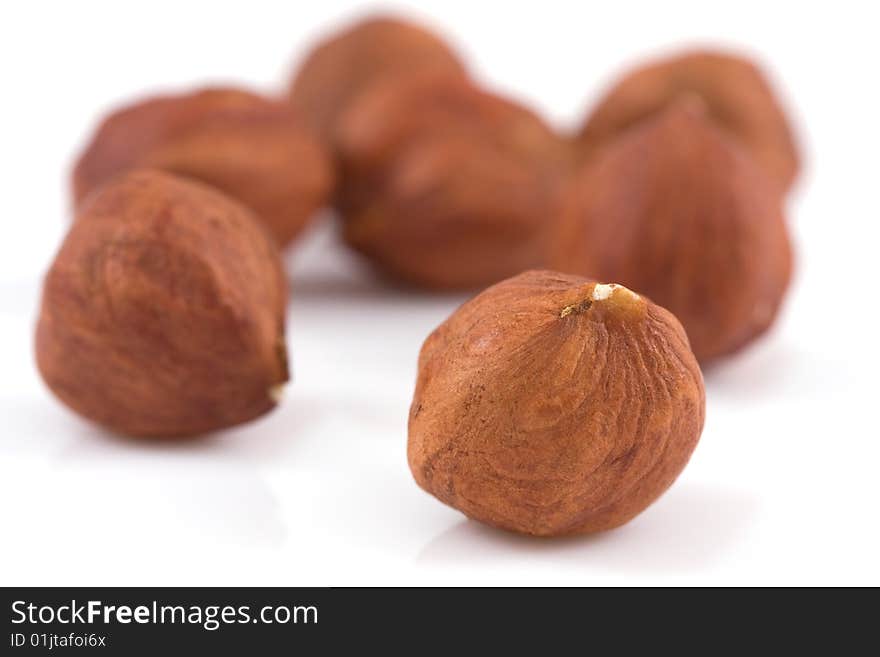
[289,15,466,140]
[408,270,705,536]
[557,101,793,363]
[577,50,799,192]
[335,72,568,211]
[36,170,289,438]
[344,134,567,290]
[336,73,571,289]
[73,88,334,246]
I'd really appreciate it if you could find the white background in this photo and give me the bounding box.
[1,0,878,586]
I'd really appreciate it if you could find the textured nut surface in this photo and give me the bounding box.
[289,15,465,140]
[408,270,705,536]
[37,170,289,438]
[73,88,334,246]
[336,73,567,202]
[336,74,571,289]
[343,134,567,289]
[578,50,799,191]
[558,102,793,363]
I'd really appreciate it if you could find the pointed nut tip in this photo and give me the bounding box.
[592,283,639,302]
[268,384,286,404]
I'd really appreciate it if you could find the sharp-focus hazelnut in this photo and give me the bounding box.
[335,73,572,289]
[73,88,334,247]
[557,101,793,363]
[408,270,705,536]
[36,170,289,438]
[577,50,800,192]
[289,15,466,141]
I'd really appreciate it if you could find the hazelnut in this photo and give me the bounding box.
[335,73,572,289]
[577,50,800,192]
[556,101,793,363]
[408,270,705,536]
[73,87,334,247]
[289,15,466,141]
[335,73,568,211]
[36,170,289,438]
[343,134,568,290]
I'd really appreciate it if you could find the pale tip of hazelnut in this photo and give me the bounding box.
[591,283,639,302]
[559,283,641,319]
[268,384,286,404]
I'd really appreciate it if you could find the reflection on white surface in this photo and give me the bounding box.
[417,483,758,573]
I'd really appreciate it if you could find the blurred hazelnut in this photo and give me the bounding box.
[408,270,705,536]
[289,15,466,140]
[336,73,572,289]
[557,101,793,363]
[73,88,334,246]
[577,50,800,192]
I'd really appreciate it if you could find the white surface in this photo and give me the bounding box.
[1,0,879,586]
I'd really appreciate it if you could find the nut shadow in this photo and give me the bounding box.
[417,482,758,574]
[31,407,298,548]
[0,398,291,548]
[703,339,830,403]
[282,215,472,305]
[51,389,332,466]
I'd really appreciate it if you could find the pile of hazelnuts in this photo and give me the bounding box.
[36,15,798,536]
